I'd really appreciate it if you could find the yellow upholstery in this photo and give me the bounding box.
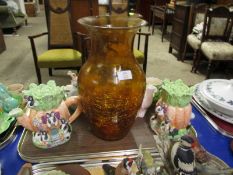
[38,49,82,68]
[134,49,144,64]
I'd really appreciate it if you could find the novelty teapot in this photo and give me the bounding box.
[17,81,82,149]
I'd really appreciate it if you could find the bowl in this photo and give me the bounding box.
[199,79,233,117]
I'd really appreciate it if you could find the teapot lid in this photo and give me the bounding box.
[161,79,194,107]
[23,80,65,111]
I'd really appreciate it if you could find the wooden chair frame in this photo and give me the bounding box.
[151,4,174,42]
[134,32,150,73]
[182,3,208,65]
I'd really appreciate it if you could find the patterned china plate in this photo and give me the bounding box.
[193,84,233,124]
[199,79,233,117]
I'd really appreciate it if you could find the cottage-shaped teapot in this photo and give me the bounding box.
[17,81,82,149]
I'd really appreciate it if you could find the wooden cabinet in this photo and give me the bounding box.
[136,0,153,22]
[169,2,191,60]
[137,0,169,23]
[70,0,99,33]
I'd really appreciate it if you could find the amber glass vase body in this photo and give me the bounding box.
[78,16,146,140]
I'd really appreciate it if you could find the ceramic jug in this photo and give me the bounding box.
[154,79,194,134]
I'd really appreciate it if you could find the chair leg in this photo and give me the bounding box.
[182,41,189,62]
[148,10,153,31]
[191,50,198,72]
[49,68,53,76]
[206,60,213,79]
[169,46,172,53]
[35,66,42,84]
[152,14,155,35]
[161,21,165,42]
[161,15,167,42]
[193,51,201,73]
[143,59,147,74]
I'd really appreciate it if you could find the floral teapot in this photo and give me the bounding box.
[17,81,82,149]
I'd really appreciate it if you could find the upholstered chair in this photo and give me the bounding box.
[194,6,233,78]
[182,3,208,67]
[28,0,86,84]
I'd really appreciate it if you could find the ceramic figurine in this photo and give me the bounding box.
[137,84,156,118]
[190,137,210,164]
[150,104,170,136]
[0,83,23,135]
[25,95,34,108]
[64,71,78,97]
[146,77,163,86]
[149,115,158,134]
[102,158,139,175]
[0,83,20,113]
[136,145,156,175]
[146,77,163,103]
[7,83,24,94]
[115,158,139,175]
[102,164,116,175]
[189,137,233,175]
[17,81,82,149]
[171,135,197,175]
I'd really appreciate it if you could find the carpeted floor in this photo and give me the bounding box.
[0,9,232,88]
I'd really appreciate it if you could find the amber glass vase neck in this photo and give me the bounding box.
[88,28,136,59]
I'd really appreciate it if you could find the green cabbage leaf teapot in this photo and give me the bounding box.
[17,81,82,149]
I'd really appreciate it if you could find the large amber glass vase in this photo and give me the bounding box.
[78,16,147,140]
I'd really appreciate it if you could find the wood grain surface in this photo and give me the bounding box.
[18,114,156,163]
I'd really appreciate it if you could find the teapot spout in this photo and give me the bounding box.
[17,114,36,131]
[17,108,39,132]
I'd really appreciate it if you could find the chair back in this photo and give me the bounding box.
[202,6,233,42]
[109,0,129,16]
[44,0,74,49]
[188,3,209,34]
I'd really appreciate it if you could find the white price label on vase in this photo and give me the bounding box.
[117,70,132,81]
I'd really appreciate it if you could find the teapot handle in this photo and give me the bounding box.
[64,96,82,123]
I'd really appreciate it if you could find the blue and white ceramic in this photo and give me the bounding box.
[193,84,233,124]
[199,79,233,117]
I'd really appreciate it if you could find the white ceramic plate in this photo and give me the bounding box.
[199,79,233,117]
[193,84,233,124]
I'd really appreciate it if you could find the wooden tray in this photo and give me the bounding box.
[18,116,157,163]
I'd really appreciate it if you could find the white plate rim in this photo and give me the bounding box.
[193,84,233,124]
[199,79,233,111]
